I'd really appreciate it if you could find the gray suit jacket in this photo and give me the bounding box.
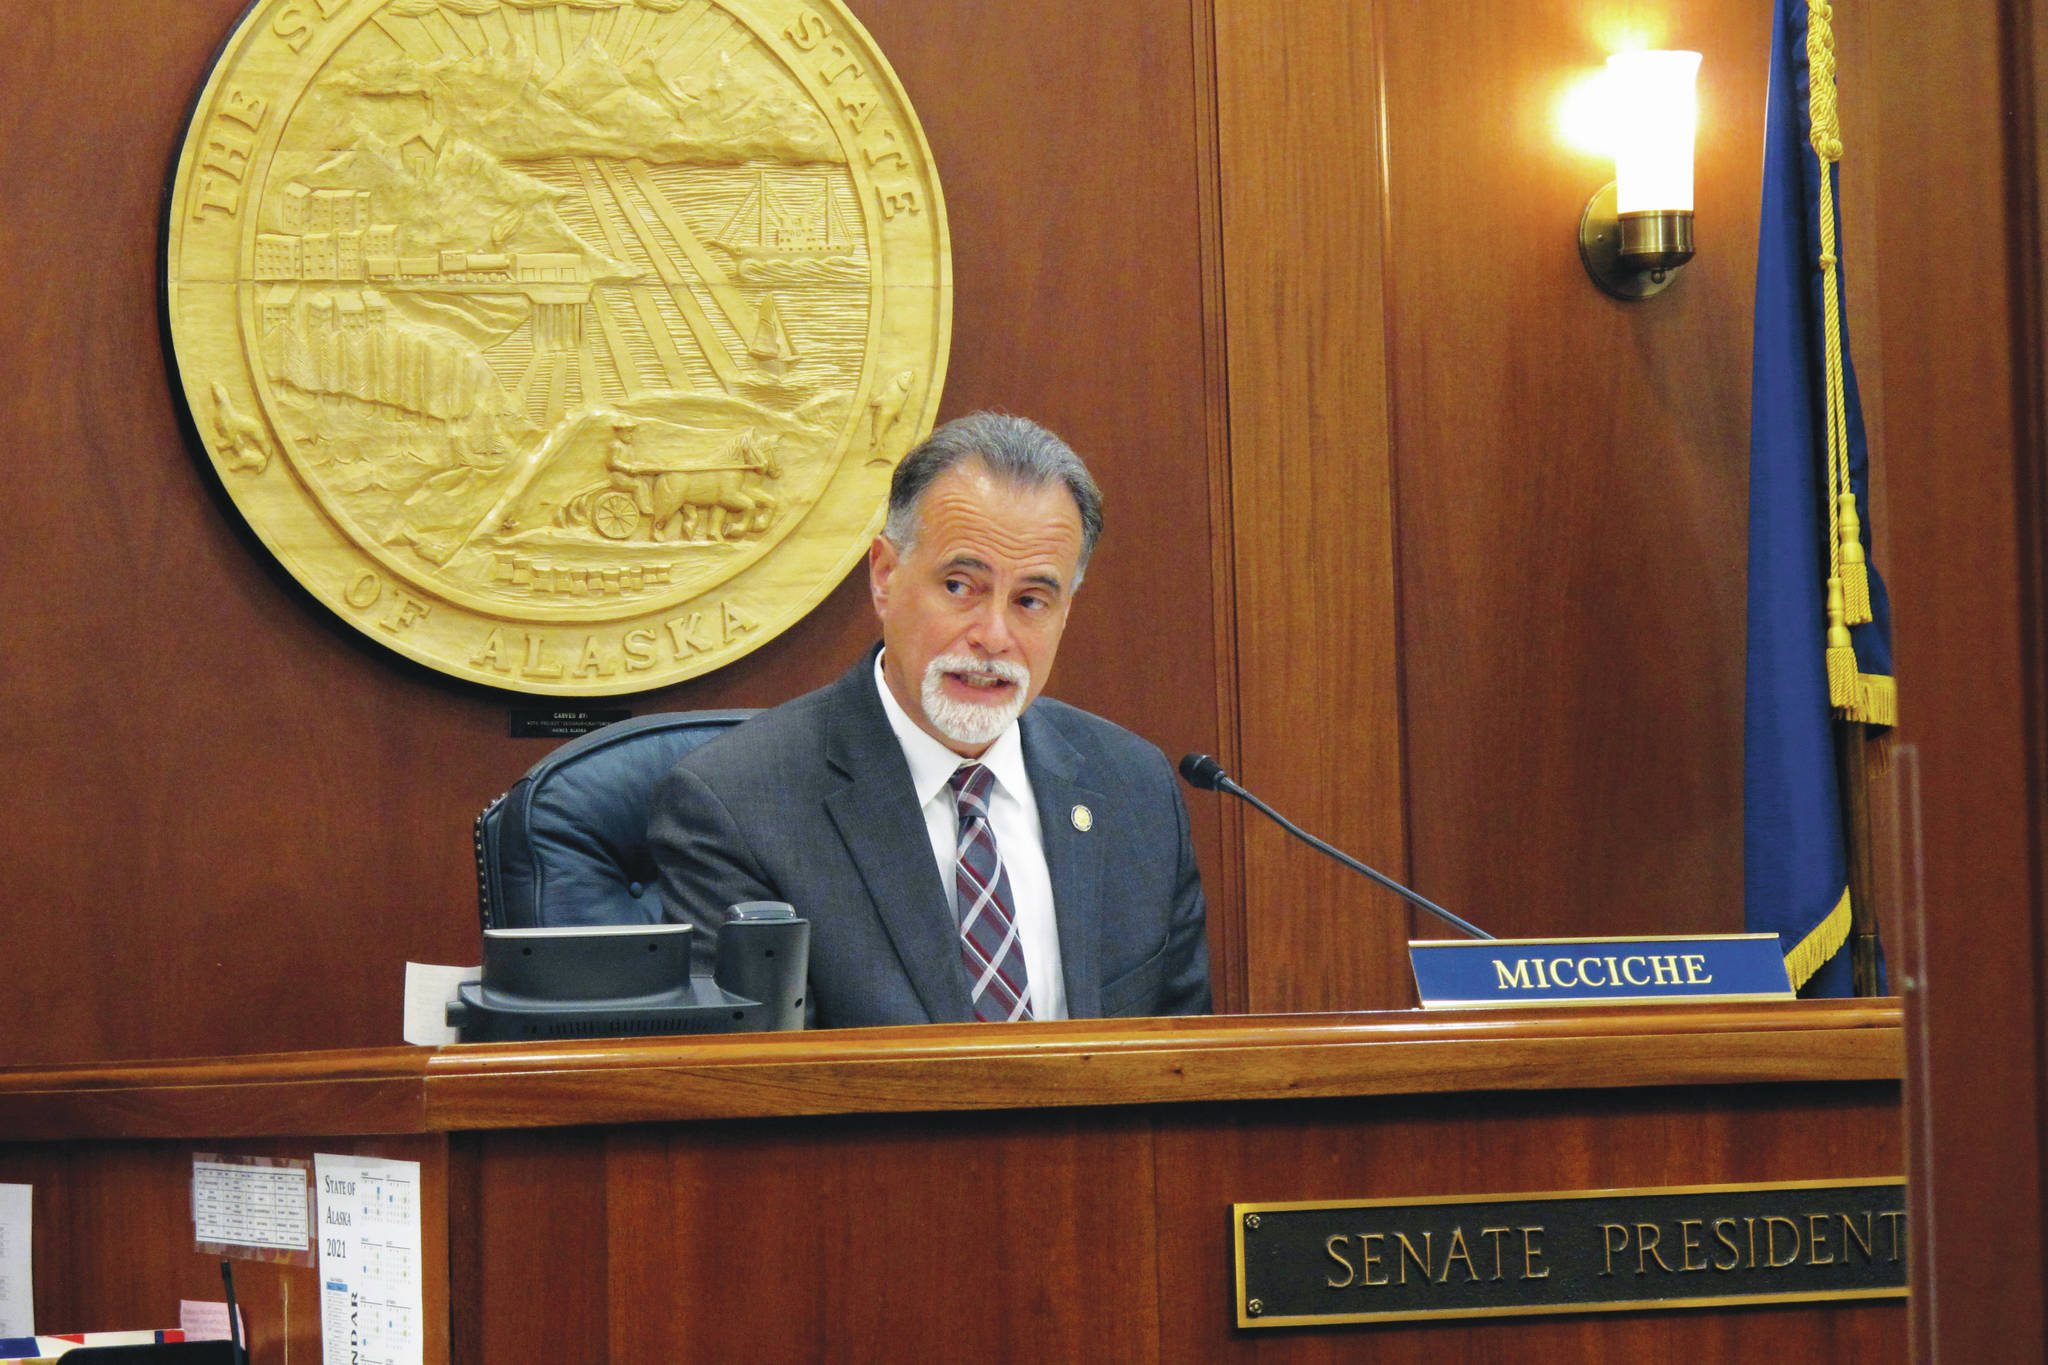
[648,649,1210,1028]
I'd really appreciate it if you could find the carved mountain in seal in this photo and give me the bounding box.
[330,34,840,166]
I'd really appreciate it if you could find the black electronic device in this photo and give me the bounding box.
[445,902,810,1042]
[62,1347,236,1363]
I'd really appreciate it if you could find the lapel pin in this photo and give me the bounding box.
[1071,805,1093,832]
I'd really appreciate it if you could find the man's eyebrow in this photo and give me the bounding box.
[938,555,1064,594]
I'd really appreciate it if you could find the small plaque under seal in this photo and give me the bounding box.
[511,708,630,739]
[1234,1178,1905,1329]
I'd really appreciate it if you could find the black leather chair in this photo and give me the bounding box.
[474,710,755,929]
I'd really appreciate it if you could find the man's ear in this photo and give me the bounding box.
[867,535,898,615]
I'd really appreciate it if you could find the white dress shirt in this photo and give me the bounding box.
[873,654,1068,1020]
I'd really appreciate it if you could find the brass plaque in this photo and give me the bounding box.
[166,0,949,694]
[1234,1179,1906,1328]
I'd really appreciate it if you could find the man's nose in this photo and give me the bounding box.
[963,596,1013,654]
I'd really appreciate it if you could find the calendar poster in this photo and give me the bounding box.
[314,1154,423,1365]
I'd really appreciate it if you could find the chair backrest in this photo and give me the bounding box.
[474,710,755,929]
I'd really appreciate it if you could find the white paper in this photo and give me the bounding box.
[0,1183,30,1337]
[180,1299,240,1341]
[192,1158,311,1250]
[316,1154,424,1365]
[403,962,479,1046]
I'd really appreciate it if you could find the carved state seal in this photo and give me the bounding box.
[166,0,948,694]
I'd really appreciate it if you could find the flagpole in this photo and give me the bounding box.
[1835,716,1882,995]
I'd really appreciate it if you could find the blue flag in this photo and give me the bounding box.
[1745,0,1895,995]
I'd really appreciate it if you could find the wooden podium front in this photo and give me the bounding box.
[0,1002,1904,1362]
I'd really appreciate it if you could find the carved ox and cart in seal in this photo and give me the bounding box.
[448,407,785,564]
[564,414,781,543]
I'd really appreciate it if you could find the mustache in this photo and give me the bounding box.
[927,653,1030,688]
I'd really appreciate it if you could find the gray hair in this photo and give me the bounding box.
[883,412,1104,582]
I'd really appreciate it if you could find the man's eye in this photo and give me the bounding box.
[944,578,971,595]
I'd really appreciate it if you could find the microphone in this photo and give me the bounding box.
[1179,753,1231,791]
[1178,753,1494,941]
[221,1259,247,1364]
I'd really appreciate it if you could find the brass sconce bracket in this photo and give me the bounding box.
[1578,181,1696,300]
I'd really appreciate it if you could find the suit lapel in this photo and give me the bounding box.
[821,658,974,1024]
[1025,708,1108,1019]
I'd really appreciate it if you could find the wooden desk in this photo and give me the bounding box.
[0,1002,1905,1362]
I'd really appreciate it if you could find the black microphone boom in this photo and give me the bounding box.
[1177,753,1494,941]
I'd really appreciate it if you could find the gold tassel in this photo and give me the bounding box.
[1836,493,1873,623]
[1784,888,1854,990]
[1825,576,1858,710]
[1827,648,1858,710]
[1841,560,1872,623]
[1847,672,1897,727]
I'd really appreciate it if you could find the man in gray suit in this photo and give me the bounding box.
[648,413,1210,1028]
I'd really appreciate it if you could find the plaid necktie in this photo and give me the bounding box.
[948,763,1034,1022]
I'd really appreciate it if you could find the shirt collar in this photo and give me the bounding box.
[874,652,1030,807]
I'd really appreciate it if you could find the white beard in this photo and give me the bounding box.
[920,652,1031,747]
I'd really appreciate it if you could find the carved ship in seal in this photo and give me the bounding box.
[710,169,851,262]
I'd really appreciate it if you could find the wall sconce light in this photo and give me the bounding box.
[1578,50,1701,300]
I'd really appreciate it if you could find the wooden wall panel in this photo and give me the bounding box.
[1209,0,1793,1013]
[587,1112,1164,1362]
[1862,0,2048,1358]
[1211,0,1411,1013]
[1204,0,1826,1016]
[455,1132,609,1365]
[0,0,1224,1066]
[1383,0,1768,945]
